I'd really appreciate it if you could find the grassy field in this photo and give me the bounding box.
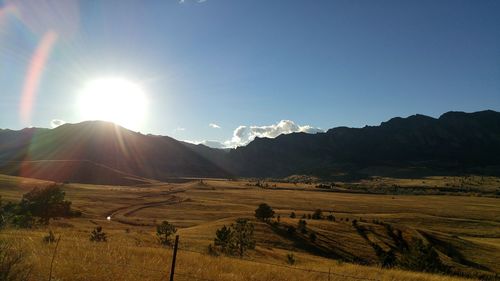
[1,174,499,281]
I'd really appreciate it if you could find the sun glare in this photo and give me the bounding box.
[78,78,148,130]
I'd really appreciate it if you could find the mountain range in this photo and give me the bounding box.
[1,110,499,184]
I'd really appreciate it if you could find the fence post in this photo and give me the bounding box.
[48,235,61,281]
[169,235,179,281]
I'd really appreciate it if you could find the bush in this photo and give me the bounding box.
[286,253,296,265]
[311,209,323,220]
[254,203,274,222]
[0,240,31,281]
[327,215,335,221]
[18,185,72,225]
[43,230,56,244]
[156,221,177,246]
[290,212,296,219]
[90,226,107,242]
[10,212,34,229]
[286,225,296,236]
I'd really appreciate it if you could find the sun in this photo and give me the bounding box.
[78,78,148,130]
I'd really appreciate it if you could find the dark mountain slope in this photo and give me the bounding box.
[0,121,229,182]
[1,110,499,182]
[226,110,500,177]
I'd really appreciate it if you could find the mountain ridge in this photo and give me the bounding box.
[1,110,499,183]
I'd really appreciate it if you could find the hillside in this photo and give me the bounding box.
[0,121,229,183]
[1,110,500,183]
[226,110,500,178]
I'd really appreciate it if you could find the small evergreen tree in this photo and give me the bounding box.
[254,203,274,222]
[214,225,233,253]
[290,212,296,218]
[286,253,296,265]
[287,225,296,236]
[232,218,255,257]
[90,226,107,242]
[156,221,177,246]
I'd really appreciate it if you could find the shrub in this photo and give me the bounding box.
[10,214,34,229]
[311,209,323,220]
[286,225,296,236]
[286,253,296,265]
[18,185,72,225]
[43,230,56,244]
[156,221,177,246]
[327,215,335,221]
[0,240,31,281]
[90,226,107,242]
[254,203,274,222]
[290,212,296,219]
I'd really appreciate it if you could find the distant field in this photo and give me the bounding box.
[1,174,499,281]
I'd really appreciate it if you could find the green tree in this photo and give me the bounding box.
[156,221,177,246]
[290,212,296,219]
[232,218,255,257]
[254,203,274,222]
[19,185,71,225]
[214,225,233,253]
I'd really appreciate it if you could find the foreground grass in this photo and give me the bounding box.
[1,228,475,281]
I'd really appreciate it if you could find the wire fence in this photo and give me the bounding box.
[35,236,382,281]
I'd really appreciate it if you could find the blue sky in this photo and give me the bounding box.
[1,0,499,147]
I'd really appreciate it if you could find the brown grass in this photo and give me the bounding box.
[1,175,499,280]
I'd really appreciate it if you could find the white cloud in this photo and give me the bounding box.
[191,120,323,149]
[50,119,65,128]
[209,123,221,129]
[174,127,186,132]
[224,120,323,148]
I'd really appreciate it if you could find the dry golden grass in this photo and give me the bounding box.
[0,228,475,281]
[1,175,499,280]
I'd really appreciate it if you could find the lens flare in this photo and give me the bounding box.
[19,30,58,125]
